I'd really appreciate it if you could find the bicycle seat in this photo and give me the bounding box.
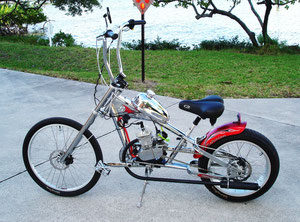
[179,95,224,125]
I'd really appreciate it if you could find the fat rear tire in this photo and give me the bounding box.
[199,128,279,202]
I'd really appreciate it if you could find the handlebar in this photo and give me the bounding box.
[125,19,146,30]
[99,19,146,41]
[99,19,147,86]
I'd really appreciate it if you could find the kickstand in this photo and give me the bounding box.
[137,165,152,208]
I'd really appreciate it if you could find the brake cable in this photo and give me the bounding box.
[94,39,114,106]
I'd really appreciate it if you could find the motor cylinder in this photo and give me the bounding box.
[136,128,152,149]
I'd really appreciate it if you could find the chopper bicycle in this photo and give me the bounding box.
[23,8,280,207]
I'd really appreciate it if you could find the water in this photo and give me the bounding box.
[36,1,300,47]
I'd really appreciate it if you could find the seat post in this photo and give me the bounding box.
[193,116,201,126]
[166,117,201,164]
[186,116,201,137]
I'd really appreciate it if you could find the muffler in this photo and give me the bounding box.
[220,181,260,190]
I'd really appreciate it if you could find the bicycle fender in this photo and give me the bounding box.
[194,121,247,158]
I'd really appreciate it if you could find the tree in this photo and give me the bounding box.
[0,0,101,16]
[0,3,47,35]
[0,0,100,35]
[153,0,300,46]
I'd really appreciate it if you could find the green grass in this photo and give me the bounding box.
[0,40,299,99]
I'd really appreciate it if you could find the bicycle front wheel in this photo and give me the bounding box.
[23,117,103,196]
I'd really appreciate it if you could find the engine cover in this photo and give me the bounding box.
[138,146,163,161]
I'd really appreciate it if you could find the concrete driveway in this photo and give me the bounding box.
[1,68,300,221]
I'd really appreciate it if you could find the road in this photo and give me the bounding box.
[0,68,299,221]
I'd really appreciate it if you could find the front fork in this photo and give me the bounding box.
[60,86,117,163]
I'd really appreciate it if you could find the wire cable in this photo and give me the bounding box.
[94,38,114,106]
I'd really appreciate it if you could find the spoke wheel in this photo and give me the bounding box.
[23,117,103,196]
[199,129,279,202]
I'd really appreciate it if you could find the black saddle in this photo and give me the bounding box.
[179,95,224,125]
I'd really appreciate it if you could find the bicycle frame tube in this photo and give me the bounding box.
[111,106,128,148]
[161,122,229,168]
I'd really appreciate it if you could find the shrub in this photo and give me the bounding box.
[195,36,252,50]
[256,43,300,55]
[122,37,190,51]
[0,32,78,47]
[256,44,281,55]
[37,36,50,46]
[257,34,279,46]
[0,35,49,46]
[52,31,76,47]
[256,34,300,54]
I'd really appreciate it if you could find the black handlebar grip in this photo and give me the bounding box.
[104,30,118,40]
[126,19,146,29]
[133,20,146,25]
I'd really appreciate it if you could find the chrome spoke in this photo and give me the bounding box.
[28,123,97,192]
[208,140,271,197]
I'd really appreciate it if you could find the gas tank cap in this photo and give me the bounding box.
[146,89,155,98]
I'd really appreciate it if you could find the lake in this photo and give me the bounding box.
[37,0,300,47]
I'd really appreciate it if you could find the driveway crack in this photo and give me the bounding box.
[0,170,27,184]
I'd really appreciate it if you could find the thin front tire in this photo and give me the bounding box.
[23,117,103,196]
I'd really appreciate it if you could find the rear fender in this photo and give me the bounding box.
[194,114,247,158]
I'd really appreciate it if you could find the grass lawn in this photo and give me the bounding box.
[0,40,299,99]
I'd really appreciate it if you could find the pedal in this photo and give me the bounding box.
[95,160,111,176]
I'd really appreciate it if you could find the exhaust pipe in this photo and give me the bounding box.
[220,181,260,190]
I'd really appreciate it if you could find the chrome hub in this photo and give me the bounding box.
[49,150,69,170]
[228,158,252,181]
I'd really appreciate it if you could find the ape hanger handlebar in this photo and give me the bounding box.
[97,9,146,86]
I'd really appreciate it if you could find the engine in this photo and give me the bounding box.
[135,127,168,163]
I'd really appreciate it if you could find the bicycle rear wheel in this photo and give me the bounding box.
[23,117,103,196]
[199,128,279,202]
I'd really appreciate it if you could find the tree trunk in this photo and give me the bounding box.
[262,0,272,45]
[213,9,259,47]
